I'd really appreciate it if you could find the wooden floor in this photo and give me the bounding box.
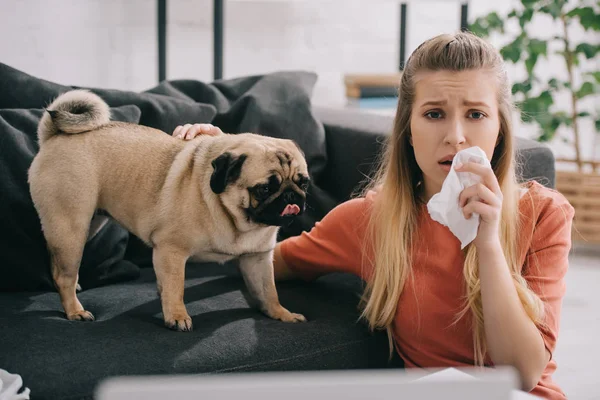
[553,244,600,399]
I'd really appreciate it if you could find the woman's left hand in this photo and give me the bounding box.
[456,162,503,250]
[173,123,223,140]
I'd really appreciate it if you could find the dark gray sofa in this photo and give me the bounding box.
[0,63,556,400]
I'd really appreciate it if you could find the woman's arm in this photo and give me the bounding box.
[478,242,549,391]
[457,163,567,391]
[273,243,298,281]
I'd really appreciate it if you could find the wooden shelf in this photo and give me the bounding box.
[343,73,402,99]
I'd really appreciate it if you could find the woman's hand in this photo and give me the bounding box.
[456,162,503,250]
[172,123,223,140]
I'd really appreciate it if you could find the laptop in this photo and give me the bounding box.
[96,366,527,400]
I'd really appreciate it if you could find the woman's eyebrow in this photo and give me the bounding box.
[419,100,492,108]
[463,100,491,108]
[420,100,447,107]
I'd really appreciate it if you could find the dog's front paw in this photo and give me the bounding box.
[279,312,307,323]
[67,310,95,321]
[267,306,307,323]
[164,313,193,332]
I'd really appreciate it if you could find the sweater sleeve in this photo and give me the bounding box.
[522,190,575,359]
[279,197,371,281]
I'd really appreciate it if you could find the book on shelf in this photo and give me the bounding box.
[344,73,400,111]
[344,73,402,99]
[346,97,398,110]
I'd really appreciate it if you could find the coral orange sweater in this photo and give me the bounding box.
[280,181,574,400]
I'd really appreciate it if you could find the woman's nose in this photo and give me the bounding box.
[444,119,466,146]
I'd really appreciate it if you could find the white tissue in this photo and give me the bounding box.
[0,369,30,400]
[426,146,491,249]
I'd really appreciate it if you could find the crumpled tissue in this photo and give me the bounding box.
[426,146,491,249]
[0,369,30,400]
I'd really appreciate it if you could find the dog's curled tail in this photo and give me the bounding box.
[38,89,110,145]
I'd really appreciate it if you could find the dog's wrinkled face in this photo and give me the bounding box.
[210,135,309,227]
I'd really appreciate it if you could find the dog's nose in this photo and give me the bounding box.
[283,191,295,204]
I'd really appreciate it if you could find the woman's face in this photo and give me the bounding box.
[409,69,501,200]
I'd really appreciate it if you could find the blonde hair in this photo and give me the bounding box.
[359,31,545,366]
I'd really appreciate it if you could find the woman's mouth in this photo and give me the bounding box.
[438,160,453,172]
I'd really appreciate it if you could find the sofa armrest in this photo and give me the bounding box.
[314,106,556,202]
[514,136,556,189]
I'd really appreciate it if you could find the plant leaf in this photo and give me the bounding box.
[517,91,555,130]
[576,81,596,99]
[578,111,591,118]
[469,17,490,37]
[586,71,600,84]
[529,39,548,57]
[596,117,600,132]
[556,112,573,127]
[535,111,571,142]
[486,12,505,32]
[525,52,539,75]
[469,12,505,37]
[548,78,560,90]
[567,6,600,31]
[540,1,565,19]
[519,8,535,28]
[537,128,556,142]
[501,34,525,63]
[537,90,554,109]
[513,79,533,95]
[575,43,600,59]
[525,39,548,74]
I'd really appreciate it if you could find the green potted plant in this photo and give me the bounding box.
[470,0,600,244]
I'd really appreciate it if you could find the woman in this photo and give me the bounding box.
[174,32,574,400]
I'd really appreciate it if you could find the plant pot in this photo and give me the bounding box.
[555,159,600,244]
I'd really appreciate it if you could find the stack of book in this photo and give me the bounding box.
[344,73,401,111]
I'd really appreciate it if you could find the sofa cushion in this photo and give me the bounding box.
[0,264,397,400]
[0,63,218,135]
[0,63,340,270]
[0,106,143,292]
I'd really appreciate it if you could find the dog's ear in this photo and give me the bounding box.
[210,152,247,194]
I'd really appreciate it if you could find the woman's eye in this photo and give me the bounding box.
[425,111,443,119]
[469,111,485,120]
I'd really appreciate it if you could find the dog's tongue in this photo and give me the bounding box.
[281,204,301,216]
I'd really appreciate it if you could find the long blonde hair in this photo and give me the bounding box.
[359,32,545,365]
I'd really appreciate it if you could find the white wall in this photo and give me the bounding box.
[1,0,598,162]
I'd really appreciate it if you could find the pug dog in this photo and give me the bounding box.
[28,89,309,331]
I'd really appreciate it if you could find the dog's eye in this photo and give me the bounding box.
[297,176,310,191]
[256,184,270,197]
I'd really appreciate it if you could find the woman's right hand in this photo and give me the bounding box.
[172,123,223,140]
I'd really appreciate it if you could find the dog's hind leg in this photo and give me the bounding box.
[43,212,96,321]
[29,147,98,321]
